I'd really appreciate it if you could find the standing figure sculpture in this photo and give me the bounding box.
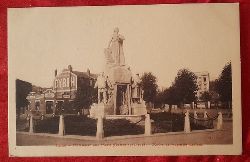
[131,74,142,103]
[106,76,113,103]
[95,72,107,104]
[108,27,125,66]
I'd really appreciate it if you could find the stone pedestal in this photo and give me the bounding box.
[29,116,33,133]
[184,110,191,133]
[58,115,65,136]
[191,102,195,109]
[217,112,223,130]
[204,111,208,119]
[207,101,211,109]
[132,101,147,116]
[194,111,198,124]
[89,103,105,118]
[144,114,151,136]
[96,116,104,139]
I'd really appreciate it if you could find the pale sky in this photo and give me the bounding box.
[8,4,239,88]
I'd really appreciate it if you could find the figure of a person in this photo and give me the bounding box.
[106,76,113,103]
[108,27,125,66]
[94,72,107,103]
[131,74,141,102]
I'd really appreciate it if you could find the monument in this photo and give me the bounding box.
[90,28,147,118]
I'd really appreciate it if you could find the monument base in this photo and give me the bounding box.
[131,101,147,115]
[89,103,105,118]
[89,101,147,118]
[89,102,115,118]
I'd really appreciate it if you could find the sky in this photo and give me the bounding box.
[8,4,239,88]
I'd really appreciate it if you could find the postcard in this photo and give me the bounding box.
[8,3,242,156]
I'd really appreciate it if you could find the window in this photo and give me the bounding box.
[204,77,206,82]
[55,80,58,88]
[67,78,70,87]
[35,101,40,110]
[63,78,67,87]
[71,77,75,87]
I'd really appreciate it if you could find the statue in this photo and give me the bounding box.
[131,74,142,103]
[106,76,113,103]
[94,72,107,103]
[90,28,147,118]
[108,27,125,66]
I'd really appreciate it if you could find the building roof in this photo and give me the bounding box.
[72,71,97,79]
[195,71,209,76]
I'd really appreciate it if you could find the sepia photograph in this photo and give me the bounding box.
[8,3,241,156]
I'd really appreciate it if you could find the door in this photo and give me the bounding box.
[116,84,128,115]
[46,101,53,114]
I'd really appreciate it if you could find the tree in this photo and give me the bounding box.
[160,86,179,112]
[214,62,232,108]
[140,72,158,105]
[209,80,220,107]
[16,79,32,118]
[62,99,72,114]
[171,69,198,106]
[200,91,211,102]
[73,79,97,113]
[154,90,165,108]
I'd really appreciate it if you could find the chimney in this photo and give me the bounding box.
[68,65,72,72]
[55,69,57,77]
[87,68,90,77]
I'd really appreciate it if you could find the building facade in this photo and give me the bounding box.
[26,65,97,114]
[53,65,97,113]
[195,71,210,100]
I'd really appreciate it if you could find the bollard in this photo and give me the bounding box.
[58,115,65,136]
[41,114,44,120]
[192,102,195,109]
[204,111,208,119]
[96,115,104,139]
[207,101,211,109]
[194,111,197,118]
[29,115,34,133]
[194,111,198,124]
[145,114,152,136]
[217,112,223,130]
[184,110,191,133]
[77,112,80,116]
[26,114,30,121]
[52,113,55,117]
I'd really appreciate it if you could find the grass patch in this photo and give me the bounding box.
[64,116,97,136]
[34,116,60,134]
[189,113,214,130]
[104,119,144,137]
[32,116,97,136]
[150,112,214,133]
[151,112,185,133]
